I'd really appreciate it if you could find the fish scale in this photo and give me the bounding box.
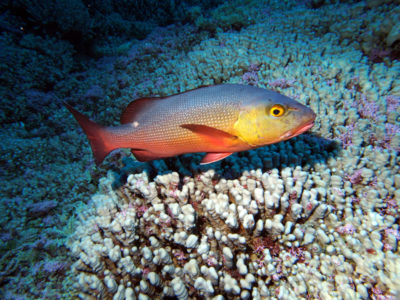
[129,87,241,150]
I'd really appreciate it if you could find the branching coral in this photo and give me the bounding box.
[69,141,400,299]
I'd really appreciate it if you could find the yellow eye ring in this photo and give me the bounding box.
[269,105,285,117]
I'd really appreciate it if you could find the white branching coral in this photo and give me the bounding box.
[69,142,400,299]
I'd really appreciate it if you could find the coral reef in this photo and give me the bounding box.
[1,0,225,52]
[0,0,399,298]
[70,140,400,298]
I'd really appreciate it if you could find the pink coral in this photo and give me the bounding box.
[336,224,356,235]
[383,123,400,151]
[346,169,363,184]
[357,93,379,119]
[336,123,356,148]
[386,95,400,111]
[242,71,258,86]
[268,78,295,89]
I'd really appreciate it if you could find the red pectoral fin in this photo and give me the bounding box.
[201,152,233,164]
[180,124,237,147]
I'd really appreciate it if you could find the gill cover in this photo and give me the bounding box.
[234,103,289,146]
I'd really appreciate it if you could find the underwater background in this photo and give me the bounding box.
[1,0,400,299]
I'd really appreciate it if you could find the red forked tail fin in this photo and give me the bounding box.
[64,102,116,165]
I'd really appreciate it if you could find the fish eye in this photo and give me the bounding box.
[269,104,285,117]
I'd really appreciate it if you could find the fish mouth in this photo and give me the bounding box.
[294,120,315,135]
[281,119,315,140]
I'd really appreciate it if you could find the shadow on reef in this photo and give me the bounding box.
[111,133,340,189]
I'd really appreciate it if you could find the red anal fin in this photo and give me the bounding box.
[121,96,166,124]
[64,102,116,165]
[201,152,233,164]
[180,124,237,147]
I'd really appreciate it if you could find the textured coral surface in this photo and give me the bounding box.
[0,0,399,299]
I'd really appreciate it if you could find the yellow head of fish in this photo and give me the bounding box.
[233,89,316,147]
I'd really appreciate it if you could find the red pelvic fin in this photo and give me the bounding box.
[64,102,116,165]
[130,149,159,162]
[180,124,237,147]
[201,152,233,164]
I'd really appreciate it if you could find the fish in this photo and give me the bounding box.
[65,84,316,165]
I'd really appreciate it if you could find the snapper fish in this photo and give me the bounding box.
[65,84,316,165]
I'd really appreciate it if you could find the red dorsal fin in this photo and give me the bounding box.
[64,102,117,165]
[180,124,238,147]
[201,152,233,164]
[121,97,166,124]
[121,87,217,124]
